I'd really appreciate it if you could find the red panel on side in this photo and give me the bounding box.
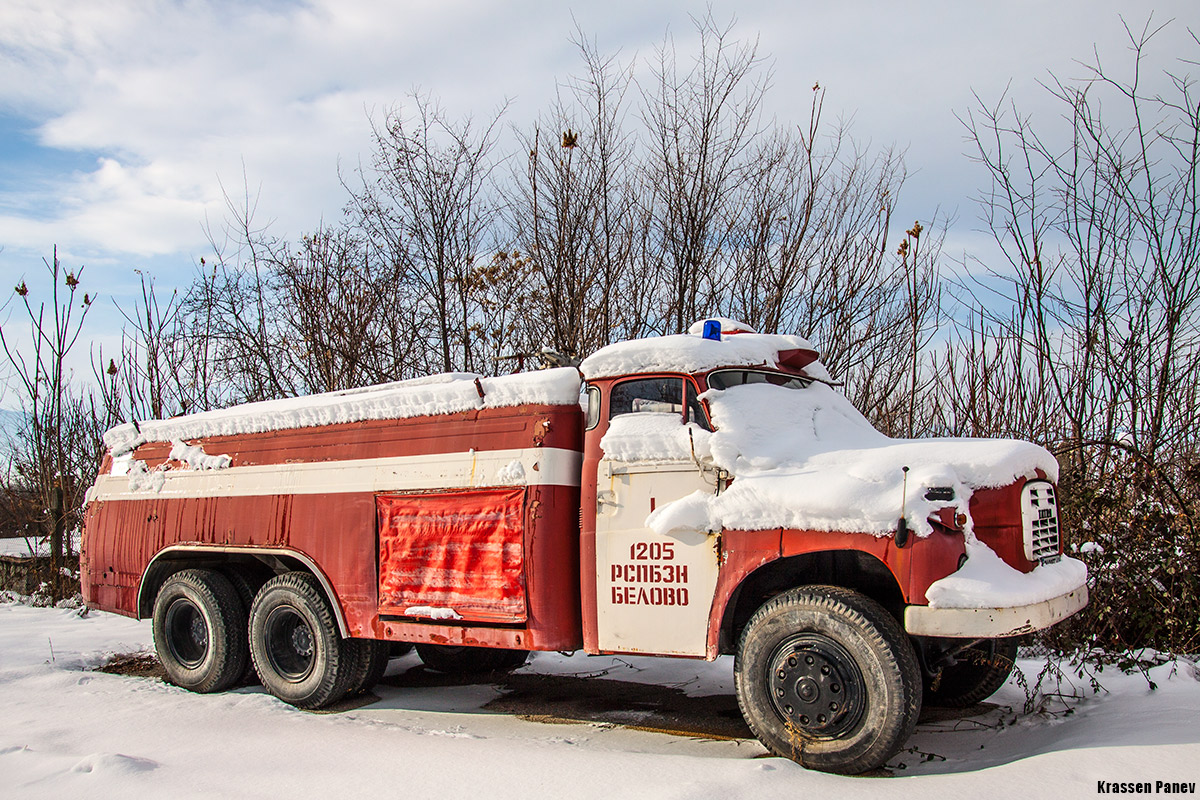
[377,488,527,623]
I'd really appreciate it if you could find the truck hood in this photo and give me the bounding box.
[644,381,1058,538]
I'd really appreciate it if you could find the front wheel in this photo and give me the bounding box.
[249,572,355,709]
[735,586,922,774]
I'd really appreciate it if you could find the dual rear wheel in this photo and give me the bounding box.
[153,569,391,708]
[153,569,529,709]
[247,572,360,708]
[152,569,247,694]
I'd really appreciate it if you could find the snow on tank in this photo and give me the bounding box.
[104,367,583,456]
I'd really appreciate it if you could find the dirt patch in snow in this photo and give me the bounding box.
[480,672,754,740]
[368,662,753,739]
[98,652,165,679]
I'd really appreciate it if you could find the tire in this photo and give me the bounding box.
[343,639,391,696]
[219,567,263,684]
[221,567,258,616]
[248,571,355,709]
[924,638,1018,707]
[489,648,530,671]
[734,586,922,775]
[152,568,248,694]
[415,644,525,674]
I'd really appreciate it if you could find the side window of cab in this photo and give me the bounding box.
[608,376,712,431]
[609,377,683,418]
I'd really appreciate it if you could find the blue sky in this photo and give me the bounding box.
[0,0,1196,405]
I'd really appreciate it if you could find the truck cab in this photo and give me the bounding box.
[574,321,1087,771]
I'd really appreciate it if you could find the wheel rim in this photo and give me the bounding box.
[767,633,866,739]
[264,605,317,682]
[165,597,209,669]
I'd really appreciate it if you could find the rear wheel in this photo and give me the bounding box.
[219,567,264,685]
[924,638,1018,707]
[735,586,921,775]
[249,572,355,709]
[153,569,248,694]
[344,639,392,696]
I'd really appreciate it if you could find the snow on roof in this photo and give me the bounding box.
[643,381,1060,540]
[685,317,757,335]
[580,320,821,380]
[104,368,583,455]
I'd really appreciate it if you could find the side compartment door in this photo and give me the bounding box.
[376,488,528,624]
[593,377,720,656]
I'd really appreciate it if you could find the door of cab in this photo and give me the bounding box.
[593,376,721,656]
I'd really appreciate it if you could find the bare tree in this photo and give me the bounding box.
[641,11,768,334]
[189,186,300,403]
[95,270,217,427]
[0,252,105,580]
[962,20,1200,478]
[273,225,422,391]
[720,84,943,438]
[349,94,506,373]
[509,31,641,358]
[960,19,1200,651]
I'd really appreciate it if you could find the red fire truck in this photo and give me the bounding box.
[82,321,1087,774]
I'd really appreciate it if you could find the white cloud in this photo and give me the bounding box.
[0,0,1195,273]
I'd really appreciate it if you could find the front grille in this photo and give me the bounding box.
[1022,481,1060,563]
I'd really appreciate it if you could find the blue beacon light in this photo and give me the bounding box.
[702,320,722,341]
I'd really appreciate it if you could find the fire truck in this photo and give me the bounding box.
[82,320,1087,774]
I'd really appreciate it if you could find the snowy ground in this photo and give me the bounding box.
[0,533,81,559]
[1,600,1197,798]
[0,537,43,558]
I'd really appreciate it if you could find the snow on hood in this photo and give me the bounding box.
[646,381,1059,538]
[581,329,827,380]
[104,368,582,455]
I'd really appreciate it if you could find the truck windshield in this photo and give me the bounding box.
[707,369,811,391]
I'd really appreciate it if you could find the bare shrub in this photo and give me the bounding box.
[958,19,1200,653]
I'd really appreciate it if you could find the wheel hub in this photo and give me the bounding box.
[165,597,209,669]
[768,634,865,738]
[290,625,314,657]
[264,606,317,682]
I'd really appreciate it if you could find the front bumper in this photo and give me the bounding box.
[904,585,1089,638]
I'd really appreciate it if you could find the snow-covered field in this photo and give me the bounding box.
[0,537,43,558]
[0,534,81,559]
[1,599,1197,798]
